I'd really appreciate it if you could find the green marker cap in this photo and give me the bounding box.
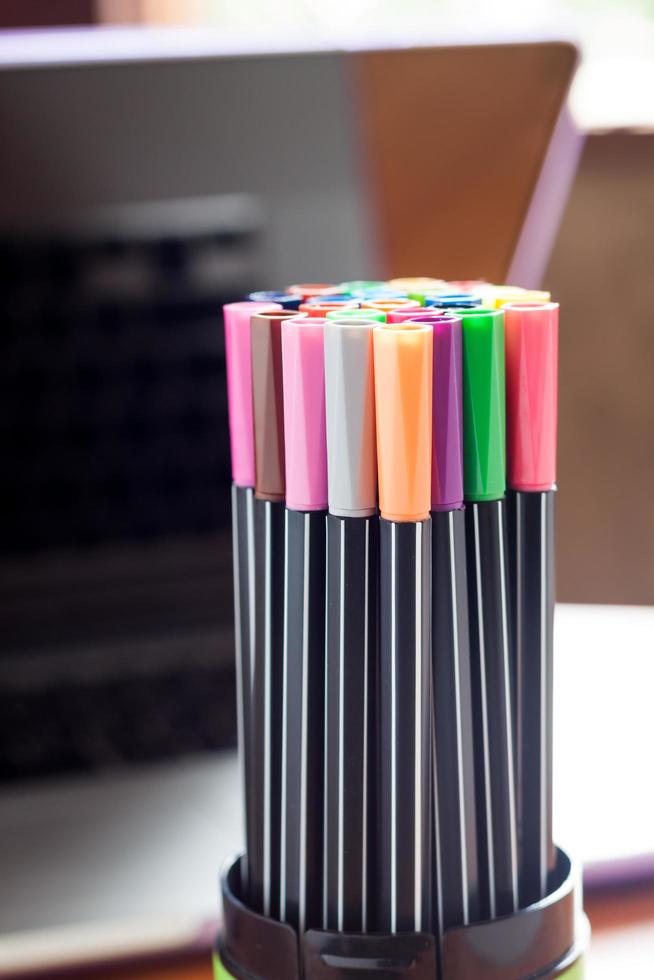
[326,307,385,323]
[406,291,428,305]
[337,280,387,296]
[460,307,506,501]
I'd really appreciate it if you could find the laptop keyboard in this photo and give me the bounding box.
[0,198,259,783]
[0,664,237,782]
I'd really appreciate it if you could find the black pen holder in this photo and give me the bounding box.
[213,848,588,979]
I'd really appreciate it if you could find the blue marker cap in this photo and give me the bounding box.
[306,293,354,303]
[354,288,410,300]
[248,290,302,310]
[431,293,482,309]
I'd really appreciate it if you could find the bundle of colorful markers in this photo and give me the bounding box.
[222,277,558,969]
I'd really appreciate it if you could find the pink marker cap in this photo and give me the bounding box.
[504,301,559,491]
[281,316,328,511]
[223,300,281,487]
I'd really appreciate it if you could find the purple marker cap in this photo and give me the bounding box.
[431,314,464,511]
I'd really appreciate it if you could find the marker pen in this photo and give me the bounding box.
[504,301,559,907]
[460,306,518,921]
[449,279,492,293]
[223,299,281,901]
[363,298,421,315]
[248,290,302,310]
[249,308,305,918]
[299,300,359,317]
[357,288,410,301]
[386,309,445,325]
[287,283,337,300]
[305,294,354,304]
[423,293,454,307]
[337,280,388,296]
[323,316,378,934]
[387,277,447,294]
[373,321,433,934]
[427,312,481,933]
[387,277,449,305]
[392,310,481,931]
[280,315,328,936]
[493,288,551,308]
[431,293,483,310]
[480,284,529,310]
[446,282,499,307]
[326,307,385,324]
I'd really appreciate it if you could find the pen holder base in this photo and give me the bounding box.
[215,849,588,979]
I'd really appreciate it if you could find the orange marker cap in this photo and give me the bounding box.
[362,298,421,314]
[373,322,433,522]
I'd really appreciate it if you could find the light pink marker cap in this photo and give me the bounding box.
[281,316,328,511]
[223,300,281,487]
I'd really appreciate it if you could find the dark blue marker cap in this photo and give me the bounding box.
[247,290,302,310]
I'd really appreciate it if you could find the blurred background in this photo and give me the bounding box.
[1,2,653,978]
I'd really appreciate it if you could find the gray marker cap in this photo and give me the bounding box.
[324,317,378,517]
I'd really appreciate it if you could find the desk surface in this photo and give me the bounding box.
[3,603,654,975]
[81,886,654,980]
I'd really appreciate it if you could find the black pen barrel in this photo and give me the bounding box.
[431,508,479,932]
[377,517,432,934]
[250,497,285,917]
[280,508,326,936]
[508,488,556,907]
[324,513,378,933]
[466,498,518,920]
[231,485,255,900]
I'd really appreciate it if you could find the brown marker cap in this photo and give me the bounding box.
[250,310,306,501]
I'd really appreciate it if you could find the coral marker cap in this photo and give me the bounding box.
[431,314,465,511]
[287,283,337,300]
[504,301,559,491]
[324,317,377,517]
[282,316,328,511]
[450,280,491,292]
[373,321,433,522]
[460,308,506,502]
[223,300,282,487]
[250,309,305,501]
[299,300,358,317]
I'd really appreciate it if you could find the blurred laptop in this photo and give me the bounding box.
[0,28,582,975]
